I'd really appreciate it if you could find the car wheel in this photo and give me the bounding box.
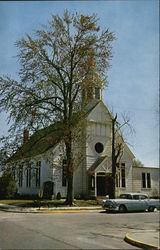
[119,205,127,213]
[148,206,155,212]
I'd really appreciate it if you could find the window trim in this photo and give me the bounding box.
[142,172,151,189]
[116,163,126,188]
[35,161,41,188]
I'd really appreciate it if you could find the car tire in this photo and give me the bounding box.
[148,206,155,212]
[119,205,127,213]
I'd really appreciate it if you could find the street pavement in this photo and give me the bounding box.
[0,203,159,249]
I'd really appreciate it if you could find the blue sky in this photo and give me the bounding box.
[0,1,159,167]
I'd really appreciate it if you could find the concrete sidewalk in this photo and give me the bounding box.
[125,229,159,250]
[0,203,159,249]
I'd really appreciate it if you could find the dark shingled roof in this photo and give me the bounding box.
[7,122,64,162]
[85,99,100,114]
[7,100,100,163]
[88,156,107,173]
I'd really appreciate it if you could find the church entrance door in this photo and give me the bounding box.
[97,175,106,196]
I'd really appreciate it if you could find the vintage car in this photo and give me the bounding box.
[102,193,160,212]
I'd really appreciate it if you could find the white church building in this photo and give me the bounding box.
[7,87,159,199]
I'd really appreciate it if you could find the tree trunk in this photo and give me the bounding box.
[110,162,116,199]
[66,174,73,205]
[109,114,117,199]
[65,138,74,205]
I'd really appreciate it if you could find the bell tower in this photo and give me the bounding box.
[82,55,103,103]
[94,85,102,100]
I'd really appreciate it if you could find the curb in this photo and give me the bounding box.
[0,208,91,214]
[39,209,90,213]
[124,232,159,250]
[0,208,38,213]
[0,206,102,214]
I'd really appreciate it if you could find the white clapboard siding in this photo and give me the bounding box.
[132,167,159,197]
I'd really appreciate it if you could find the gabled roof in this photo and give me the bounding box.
[88,100,135,159]
[88,156,107,173]
[87,100,113,121]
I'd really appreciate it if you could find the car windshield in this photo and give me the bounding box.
[119,194,132,199]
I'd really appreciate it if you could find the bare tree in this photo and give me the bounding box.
[110,113,133,199]
[0,11,115,205]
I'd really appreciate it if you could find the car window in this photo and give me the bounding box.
[139,195,148,200]
[132,195,140,200]
[119,194,132,199]
[120,194,127,199]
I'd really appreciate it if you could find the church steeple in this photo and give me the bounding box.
[82,53,103,103]
[95,86,102,100]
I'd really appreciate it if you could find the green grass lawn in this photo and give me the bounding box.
[0,199,99,208]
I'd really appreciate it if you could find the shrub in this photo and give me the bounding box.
[0,171,17,199]
[56,192,61,200]
[74,193,90,200]
[15,194,39,200]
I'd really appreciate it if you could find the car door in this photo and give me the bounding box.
[132,195,148,211]
[119,194,134,211]
[132,195,141,211]
[139,195,149,211]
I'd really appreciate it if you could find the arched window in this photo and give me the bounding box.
[95,87,101,100]
[36,161,41,187]
[18,165,23,187]
[26,163,31,188]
